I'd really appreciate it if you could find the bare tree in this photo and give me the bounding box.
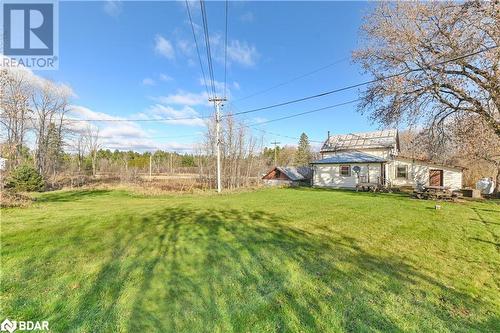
[453,115,500,192]
[354,1,499,136]
[84,125,101,177]
[202,113,264,189]
[31,80,70,176]
[0,68,32,168]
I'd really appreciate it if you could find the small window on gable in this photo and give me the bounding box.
[396,165,408,179]
[340,165,350,177]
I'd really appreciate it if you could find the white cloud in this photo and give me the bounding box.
[202,34,259,67]
[145,104,206,127]
[103,0,122,17]
[2,56,197,153]
[227,40,259,67]
[154,35,175,59]
[67,105,197,152]
[1,55,74,97]
[175,25,259,67]
[240,11,254,23]
[196,78,239,99]
[68,105,147,138]
[142,78,155,86]
[159,73,173,82]
[156,90,209,106]
[177,39,194,57]
[251,117,267,124]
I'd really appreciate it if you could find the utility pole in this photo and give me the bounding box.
[209,97,226,193]
[149,154,152,180]
[271,141,280,166]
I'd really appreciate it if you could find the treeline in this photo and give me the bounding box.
[1,65,315,192]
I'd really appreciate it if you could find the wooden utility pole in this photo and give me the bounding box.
[209,97,227,193]
[271,141,280,166]
[149,154,152,180]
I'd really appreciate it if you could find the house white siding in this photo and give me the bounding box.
[388,159,462,190]
[313,163,383,188]
[313,129,464,190]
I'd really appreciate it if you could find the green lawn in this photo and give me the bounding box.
[1,188,499,332]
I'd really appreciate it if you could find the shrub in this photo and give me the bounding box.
[5,165,44,192]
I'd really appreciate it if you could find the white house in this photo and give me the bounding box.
[311,129,463,190]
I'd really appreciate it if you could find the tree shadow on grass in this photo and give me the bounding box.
[13,207,500,332]
[35,190,112,203]
[287,186,411,200]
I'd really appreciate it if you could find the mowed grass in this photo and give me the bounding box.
[1,188,499,332]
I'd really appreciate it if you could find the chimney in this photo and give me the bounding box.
[327,131,330,139]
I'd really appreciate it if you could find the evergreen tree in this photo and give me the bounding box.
[46,122,64,175]
[295,132,312,166]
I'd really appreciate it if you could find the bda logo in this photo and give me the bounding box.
[0,318,17,333]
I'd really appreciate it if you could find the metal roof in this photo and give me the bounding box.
[321,129,398,152]
[276,166,312,181]
[311,151,387,164]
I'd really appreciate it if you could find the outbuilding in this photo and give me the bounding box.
[262,166,312,187]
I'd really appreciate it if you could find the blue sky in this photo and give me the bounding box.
[36,0,377,151]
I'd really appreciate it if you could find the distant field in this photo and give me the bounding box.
[1,188,499,332]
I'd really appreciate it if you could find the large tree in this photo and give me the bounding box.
[295,132,312,166]
[354,1,499,136]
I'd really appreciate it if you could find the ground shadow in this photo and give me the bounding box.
[10,206,500,332]
[35,189,112,203]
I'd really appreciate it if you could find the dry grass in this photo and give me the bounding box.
[0,190,34,208]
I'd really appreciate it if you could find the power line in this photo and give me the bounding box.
[246,98,360,126]
[251,126,324,143]
[223,0,229,99]
[6,115,212,123]
[199,0,216,97]
[185,0,211,100]
[234,56,349,102]
[100,133,201,139]
[4,97,356,125]
[230,46,497,117]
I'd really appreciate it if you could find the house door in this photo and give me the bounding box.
[429,169,443,186]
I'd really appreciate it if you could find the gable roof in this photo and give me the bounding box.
[311,151,386,164]
[262,166,312,181]
[321,129,399,152]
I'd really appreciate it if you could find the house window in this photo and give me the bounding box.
[396,165,408,179]
[340,165,350,177]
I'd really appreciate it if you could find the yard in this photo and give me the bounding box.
[1,188,499,332]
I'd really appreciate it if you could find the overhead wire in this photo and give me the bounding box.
[199,0,217,97]
[228,46,498,118]
[234,56,349,102]
[223,0,229,99]
[185,0,211,100]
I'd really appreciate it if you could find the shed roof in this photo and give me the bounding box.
[262,166,312,181]
[311,151,387,164]
[321,129,398,152]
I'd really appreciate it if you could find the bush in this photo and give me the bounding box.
[5,165,44,192]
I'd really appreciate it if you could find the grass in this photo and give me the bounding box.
[1,188,499,332]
